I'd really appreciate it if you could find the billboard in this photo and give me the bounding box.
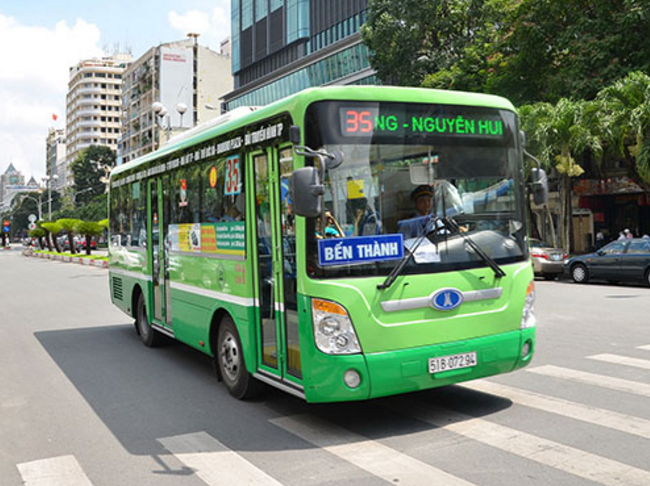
[159,46,194,129]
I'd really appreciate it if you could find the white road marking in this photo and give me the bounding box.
[158,431,283,486]
[588,353,650,370]
[271,414,476,486]
[17,455,94,486]
[462,379,650,439]
[390,400,650,486]
[637,345,650,351]
[527,365,650,398]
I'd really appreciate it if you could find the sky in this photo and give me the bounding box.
[0,0,231,183]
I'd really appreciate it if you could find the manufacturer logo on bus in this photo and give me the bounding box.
[431,288,464,311]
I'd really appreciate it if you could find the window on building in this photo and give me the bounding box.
[255,0,267,21]
[242,0,253,29]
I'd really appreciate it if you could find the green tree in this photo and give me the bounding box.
[56,218,82,254]
[28,228,46,249]
[76,221,104,255]
[520,99,602,251]
[597,71,650,194]
[486,0,650,105]
[71,145,115,206]
[41,221,62,252]
[362,0,495,87]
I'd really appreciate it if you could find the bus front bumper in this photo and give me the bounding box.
[303,328,534,403]
[365,328,535,400]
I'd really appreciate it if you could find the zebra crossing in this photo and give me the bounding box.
[15,344,650,486]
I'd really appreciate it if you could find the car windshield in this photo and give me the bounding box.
[529,238,552,249]
[304,100,528,279]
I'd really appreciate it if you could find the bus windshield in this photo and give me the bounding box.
[304,100,528,279]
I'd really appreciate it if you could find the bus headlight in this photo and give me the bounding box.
[312,298,361,355]
[520,281,536,329]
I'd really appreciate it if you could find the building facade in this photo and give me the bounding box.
[65,54,132,189]
[224,0,374,110]
[45,128,66,191]
[0,164,39,213]
[119,37,233,165]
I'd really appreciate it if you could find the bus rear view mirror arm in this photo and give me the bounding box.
[525,149,549,206]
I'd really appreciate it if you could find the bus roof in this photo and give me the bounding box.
[110,86,516,179]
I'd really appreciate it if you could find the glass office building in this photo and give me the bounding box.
[225,0,376,110]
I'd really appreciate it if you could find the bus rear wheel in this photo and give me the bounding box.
[217,316,261,399]
[136,293,163,347]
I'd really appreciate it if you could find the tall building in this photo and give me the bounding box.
[65,53,132,189]
[45,128,66,191]
[119,37,233,165]
[0,164,39,212]
[224,0,375,110]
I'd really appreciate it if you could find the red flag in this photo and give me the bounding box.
[52,114,58,121]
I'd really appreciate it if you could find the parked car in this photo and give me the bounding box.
[528,238,568,280]
[565,238,650,285]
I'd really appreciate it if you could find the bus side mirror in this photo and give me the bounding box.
[290,125,301,144]
[291,167,323,218]
[531,168,549,205]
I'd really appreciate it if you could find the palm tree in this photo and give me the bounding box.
[28,228,46,249]
[520,99,602,251]
[598,71,650,194]
[77,221,104,255]
[41,222,63,252]
[57,219,82,254]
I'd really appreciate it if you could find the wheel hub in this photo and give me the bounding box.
[221,334,240,381]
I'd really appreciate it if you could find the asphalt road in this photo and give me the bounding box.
[1,247,649,486]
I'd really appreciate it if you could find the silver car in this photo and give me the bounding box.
[529,238,568,280]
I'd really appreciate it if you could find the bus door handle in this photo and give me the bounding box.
[264,277,275,320]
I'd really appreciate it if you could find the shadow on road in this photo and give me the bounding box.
[35,323,513,461]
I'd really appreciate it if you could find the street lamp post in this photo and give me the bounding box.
[20,194,43,221]
[151,101,191,149]
[43,175,59,220]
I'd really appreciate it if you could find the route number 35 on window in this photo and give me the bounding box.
[224,155,241,195]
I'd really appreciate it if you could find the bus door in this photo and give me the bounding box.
[252,146,301,383]
[149,177,172,327]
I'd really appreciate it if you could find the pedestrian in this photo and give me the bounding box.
[617,231,626,241]
[624,228,633,239]
[595,230,604,249]
[643,234,649,239]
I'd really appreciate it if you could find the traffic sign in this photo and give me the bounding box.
[3,220,9,226]
[28,214,37,223]
[28,223,36,230]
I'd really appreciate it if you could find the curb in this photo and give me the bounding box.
[23,249,108,269]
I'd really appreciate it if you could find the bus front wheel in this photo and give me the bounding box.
[217,316,261,399]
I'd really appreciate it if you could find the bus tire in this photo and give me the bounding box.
[136,293,163,347]
[217,316,261,399]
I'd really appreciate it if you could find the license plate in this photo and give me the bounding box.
[551,254,562,261]
[429,351,477,374]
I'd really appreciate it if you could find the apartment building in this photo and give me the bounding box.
[224,0,375,110]
[65,54,132,188]
[45,128,66,191]
[119,37,233,165]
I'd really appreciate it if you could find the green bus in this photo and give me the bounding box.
[108,86,543,403]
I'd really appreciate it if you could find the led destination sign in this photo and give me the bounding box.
[339,107,506,139]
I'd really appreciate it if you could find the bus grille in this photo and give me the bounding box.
[112,277,123,301]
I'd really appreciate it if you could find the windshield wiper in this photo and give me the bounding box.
[377,217,440,290]
[442,218,506,279]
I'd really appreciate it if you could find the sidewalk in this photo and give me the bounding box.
[23,247,108,269]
